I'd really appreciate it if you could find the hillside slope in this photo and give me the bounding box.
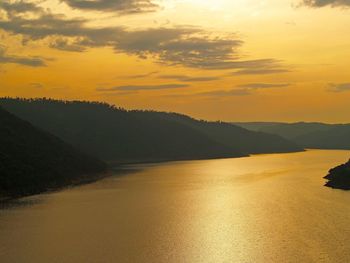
[0,107,106,198]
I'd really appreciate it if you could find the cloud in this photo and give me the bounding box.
[237,83,290,89]
[97,83,190,91]
[195,82,290,98]
[49,38,86,52]
[232,68,290,75]
[327,83,350,92]
[0,46,47,67]
[0,1,41,15]
[158,74,220,82]
[123,71,159,79]
[61,0,159,14]
[29,82,44,88]
[198,89,252,97]
[0,1,289,71]
[301,0,350,7]
[114,28,246,69]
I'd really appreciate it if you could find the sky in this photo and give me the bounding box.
[0,0,350,123]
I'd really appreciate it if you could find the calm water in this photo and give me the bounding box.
[1,150,350,263]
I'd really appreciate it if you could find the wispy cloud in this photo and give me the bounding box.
[327,83,350,92]
[123,71,159,79]
[193,82,290,98]
[301,0,350,8]
[197,89,252,97]
[158,75,220,82]
[237,83,290,89]
[0,46,47,67]
[97,83,190,91]
[232,68,290,75]
[29,82,44,88]
[61,0,159,14]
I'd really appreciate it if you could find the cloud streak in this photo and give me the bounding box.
[158,75,220,82]
[301,0,350,7]
[123,71,159,79]
[232,68,290,75]
[61,0,159,14]
[327,83,350,92]
[98,84,190,91]
[0,46,47,67]
[237,83,290,89]
[196,82,290,98]
[198,89,252,97]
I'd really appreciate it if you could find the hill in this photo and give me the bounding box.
[324,159,350,190]
[235,122,350,150]
[0,106,107,198]
[156,114,301,154]
[294,125,350,149]
[0,98,302,163]
[234,122,332,140]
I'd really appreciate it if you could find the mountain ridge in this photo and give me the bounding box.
[0,98,303,163]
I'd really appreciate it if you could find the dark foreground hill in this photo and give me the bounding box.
[0,107,106,199]
[324,159,350,190]
[0,98,302,163]
[235,122,350,150]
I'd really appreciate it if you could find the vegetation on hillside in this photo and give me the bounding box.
[0,98,303,163]
[324,160,350,190]
[0,106,106,198]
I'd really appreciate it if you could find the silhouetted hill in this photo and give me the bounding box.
[0,98,302,163]
[324,159,350,190]
[0,106,106,198]
[156,114,302,154]
[235,122,350,150]
[294,125,350,149]
[234,122,332,140]
[234,122,285,132]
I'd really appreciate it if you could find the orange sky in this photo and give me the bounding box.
[1,0,350,123]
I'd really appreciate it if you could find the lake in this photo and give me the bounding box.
[1,149,350,263]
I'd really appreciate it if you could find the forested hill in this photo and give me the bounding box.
[324,159,350,190]
[0,98,303,163]
[0,106,106,198]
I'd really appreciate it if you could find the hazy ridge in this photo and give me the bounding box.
[235,122,350,150]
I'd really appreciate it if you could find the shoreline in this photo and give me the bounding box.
[1,148,307,203]
[0,171,112,203]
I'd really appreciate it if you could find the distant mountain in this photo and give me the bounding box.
[294,125,350,149]
[234,122,332,140]
[0,98,302,163]
[0,106,106,198]
[234,122,285,132]
[324,159,350,190]
[235,122,350,150]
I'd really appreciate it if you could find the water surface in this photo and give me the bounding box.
[1,150,350,263]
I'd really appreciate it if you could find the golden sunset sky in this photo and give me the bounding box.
[0,0,350,122]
